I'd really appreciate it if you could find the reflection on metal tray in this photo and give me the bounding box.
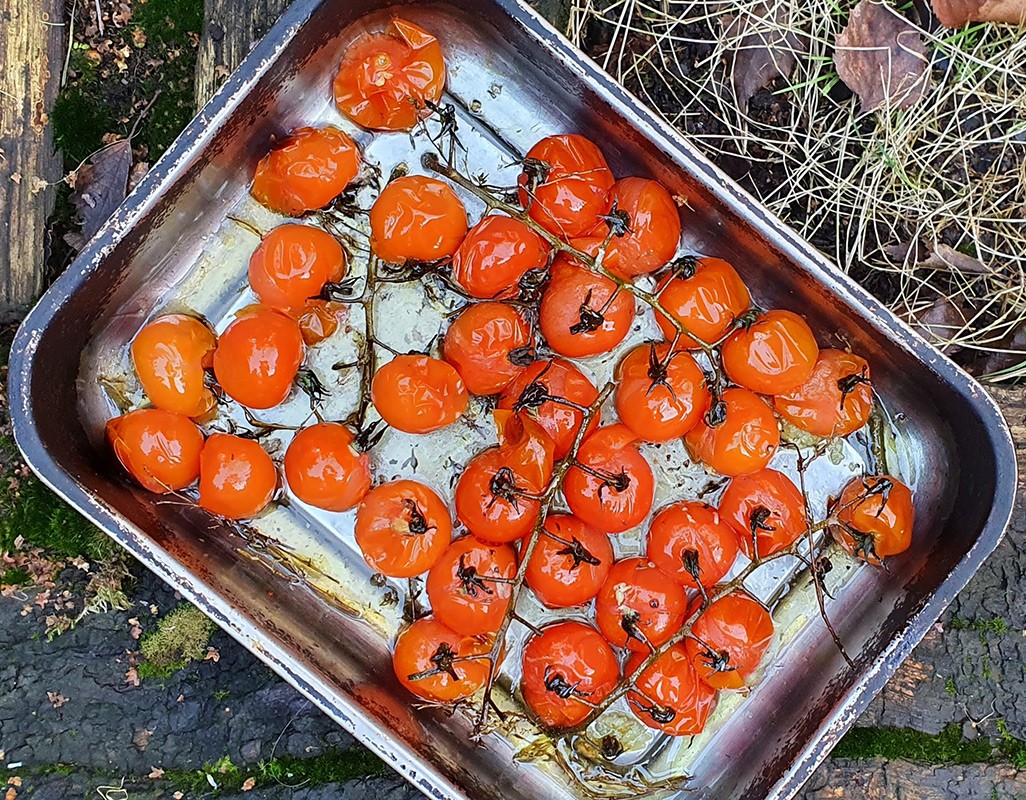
[8,2,1017,799]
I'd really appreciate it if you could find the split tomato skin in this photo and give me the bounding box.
[614,343,710,442]
[393,617,491,704]
[684,387,780,477]
[198,433,278,520]
[719,469,808,559]
[774,349,873,437]
[646,500,741,589]
[370,175,467,264]
[521,621,620,729]
[251,126,360,216]
[371,354,468,434]
[450,215,550,300]
[334,18,445,131]
[283,422,371,512]
[722,309,819,395]
[297,300,347,346]
[655,257,751,347]
[594,557,687,652]
[626,645,718,736]
[830,474,914,565]
[686,592,774,690]
[355,479,452,578]
[106,408,204,493]
[443,302,531,396]
[426,536,517,636]
[594,177,681,277]
[525,514,613,608]
[213,305,305,410]
[248,224,346,314]
[131,314,216,419]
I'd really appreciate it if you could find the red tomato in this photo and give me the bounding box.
[719,469,807,559]
[830,474,914,565]
[393,617,491,703]
[355,479,452,577]
[590,177,681,277]
[498,358,600,460]
[106,408,204,493]
[198,433,278,519]
[426,536,517,635]
[450,215,550,300]
[686,592,773,690]
[442,302,531,396]
[521,621,620,729]
[614,343,710,442]
[722,310,819,395]
[212,305,305,410]
[251,126,360,216]
[131,314,216,418]
[774,349,872,437]
[625,645,717,736]
[370,175,467,264]
[283,422,371,512]
[248,225,346,314]
[539,254,635,358]
[454,412,555,543]
[594,557,687,652]
[525,514,613,608]
[564,424,654,534]
[297,300,347,346]
[646,501,740,589]
[684,388,779,476]
[334,19,445,131]
[518,134,614,238]
[655,257,751,348]
[371,354,468,434]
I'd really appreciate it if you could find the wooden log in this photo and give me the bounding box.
[194,0,290,107]
[0,0,65,319]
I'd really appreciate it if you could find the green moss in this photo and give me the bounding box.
[134,0,203,47]
[51,87,111,167]
[945,677,957,696]
[948,617,1009,635]
[833,724,993,764]
[139,604,216,677]
[997,720,1026,770]
[2,566,30,586]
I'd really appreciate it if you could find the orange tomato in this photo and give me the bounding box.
[614,343,709,442]
[626,645,717,736]
[283,423,371,512]
[248,224,346,314]
[297,300,348,346]
[355,479,452,577]
[646,500,740,589]
[774,349,872,437]
[106,408,204,493]
[370,175,467,264]
[393,617,491,703]
[655,257,751,348]
[212,305,305,409]
[685,592,773,690]
[830,474,914,565]
[131,314,216,418]
[442,302,530,396]
[719,469,807,559]
[722,309,819,395]
[684,388,779,476]
[198,433,278,519]
[426,536,517,636]
[450,215,550,300]
[371,354,468,434]
[594,557,687,652]
[525,514,613,608]
[591,177,681,277]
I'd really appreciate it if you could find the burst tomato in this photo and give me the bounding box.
[450,215,550,300]
[830,474,914,565]
[774,349,872,437]
[625,645,717,736]
[525,514,613,608]
[719,469,807,559]
[283,422,371,512]
[131,314,216,419]
[647,500,740,589]
[212,305,305,409]
[198,433,278,520]
[371,354,468,434]
[722,309,819,395]
[442,302,531,395]
[248,224,346,314]
[355,479,452,577]
[297,300,347,346]
[370,175,467,264]
[106,408,204,493]
[614,343,709,442]
[684,387,779,476]
[594,558,687,652]
[655,257,751,348]
[426,536,517,636]
[686,592,773,690]
[590,177,680,277]
[393,617,491,703]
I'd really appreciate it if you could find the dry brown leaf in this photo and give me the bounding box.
[242,777,256,791]
[920,243,991,274]
[46,692,68,708]
[896,290,974,353]
[133,728,153,751]
[8,778,21,788]
[148,767,165,779]
[834,1,930,112]
[5,786,16,800]
[725,1,803,106]
[931,0,1026,26]
[125,666,140,687]
[65,140,132,252]
[204,646,220,663]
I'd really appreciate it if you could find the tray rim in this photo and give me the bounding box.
[8,1,1018,798]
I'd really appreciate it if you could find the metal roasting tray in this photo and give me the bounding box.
[8,1,1018,798]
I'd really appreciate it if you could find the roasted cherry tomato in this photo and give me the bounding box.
[283,422,371,512]
[370,175,467,264]
[355,479,452,577]
[655,257,751,348]
[525,514,613,608]
[774,349,872,437]
[614,343,709,442]
[131,314,216,418]
[722,309,819,395]
[564,424,654,534]
[426,536,517,635]
[248,224,346,314]
[719,469,807,559]
[455,412,554,543]
[830,474,914,565]
[539,253,635,358]
[198,433,277,520]
[451,214,550,300]
[393,617,491,703]
[625,645,717,736]
[251,126,360,216]
[499,358,599,460]
[106,408,204,493]
[589,177,680,277]
[212,305,305,410]
[594,557,687,652]
[521,621,619,729]
[297,300,347,346]
[647,500,740,589]
[518,134,614,238]
[371,354,468,434]
[442,302,531,396]
[686,592,773,690]
[684,388,779,476]
[334,19,445,131]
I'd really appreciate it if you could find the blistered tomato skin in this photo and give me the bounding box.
[371,354,468,434]
[297,300,347,346]
[370,176,468,264]
[518,134,614,238]
[831,474,915,564]
[614,343,710,442]
[443,302,531,396]
[426,537,517,636]
[334,19,445,131]
[593,177,681,277]
[355,480,452,577]
[722,309,820,395]
[451,215,550,300]
[626,645,718,736]
[393,617,491,703]
[719,469,808,559]
[248,225,346,314]
[283,423,371,512]
[646,500,740,589]
[525,514,613,608]
[521,621,620,729]
[131,314,216,418]
[684,387,780,477]
[686,592,774,690]
[655,257,751,348]
[594,557,687,652]
[251,126,360,216]
[774,349,873,437]
[106,408,204,493]
[198,433,278,520]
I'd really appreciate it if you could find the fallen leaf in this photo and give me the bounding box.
[931,0,1026,26]
[7,778,21,787]
[242,777,256,791]
[64,140,132,252]
[920,243,991,274]
[204,646,220,663]
[133,728,153,751]
[46,691,68,708]
[148,767,165,779]
[127,161,149,194]
[125,666,140,687]
[895,289,973,353]
[174,793,184,799]
[834,1,930,112]
[5,787,16,800]
[973,321,1026,377]
[725,1,803,106]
